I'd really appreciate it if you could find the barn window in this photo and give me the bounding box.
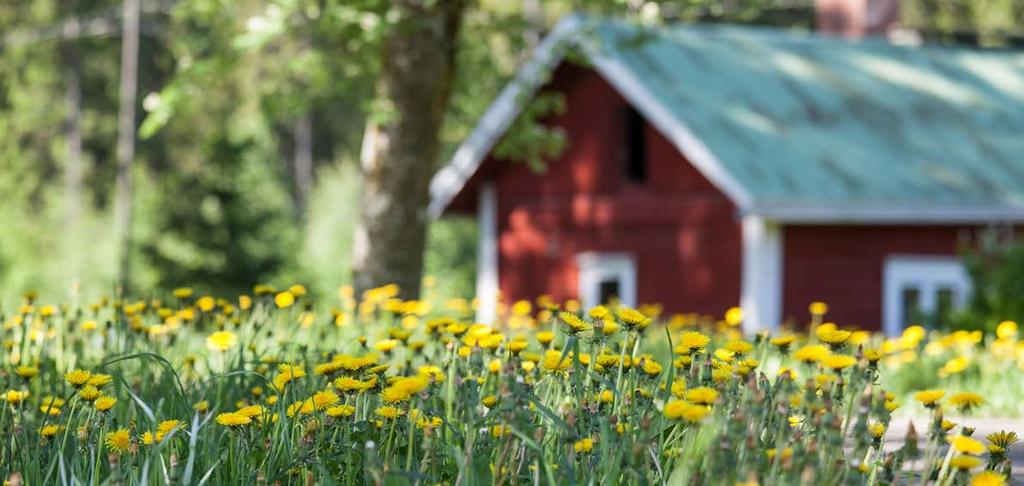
[622,107,647,183]
[576,252,637,309]
[882,256,971,335]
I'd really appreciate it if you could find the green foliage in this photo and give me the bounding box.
[493,92,569,173]
[137,137,300,296]
[904,0,1024,44]
[297,162,360,299]
[424,216,478,301]
[954,230,1024,333]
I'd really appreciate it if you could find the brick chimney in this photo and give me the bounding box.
[816,0,901,38]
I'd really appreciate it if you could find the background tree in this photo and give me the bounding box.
[0,0,1019,305]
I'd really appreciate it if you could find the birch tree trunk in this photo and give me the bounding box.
[351,0,466,298]
[63,11,83,232]
[115,0,140,291]
[293,113,313,218]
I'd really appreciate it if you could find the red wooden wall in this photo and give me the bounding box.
[446,65,993,327]
[782,225,978,329]
[479,65,742,315]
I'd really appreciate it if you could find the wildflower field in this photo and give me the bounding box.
[0,285,1020,485]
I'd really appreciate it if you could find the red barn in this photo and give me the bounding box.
[427,14,1024,334]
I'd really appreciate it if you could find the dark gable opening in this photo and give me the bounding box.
[622,106,647,184]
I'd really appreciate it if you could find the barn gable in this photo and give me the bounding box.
[430,15,1024,222]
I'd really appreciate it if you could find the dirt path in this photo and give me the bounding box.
[884,417,1024,483]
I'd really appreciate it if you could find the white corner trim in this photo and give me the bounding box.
[740,216,783,334]
[475,182,499,324]
[576,252,637,309]
[427,16,583,218]
[589,56,755,211]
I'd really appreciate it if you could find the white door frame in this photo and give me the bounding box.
[576,252,637,309]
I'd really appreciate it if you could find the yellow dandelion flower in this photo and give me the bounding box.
[381,376,429,403]
[675,331,711,355]
[3,389,29,404]
[792,345,829,364]
[79,386,102,402]
[809,301,828,316]
[373,339,399,353]
[326,404,356,418]
[913,389,945,407]
[105,429,132,454]
[40,424,64,438]
[196,296,216,312]
[64,369,92,388]
[996,321,1017,340]
[970,471,1006,486]
[236,405,265,418]
[616,307,650,329]
[216,412,252,427]
[724,306,743,326]
[948,392,984,412]
[770,335,796,348]
[541,350,572,373]
[868,422,886,439]
[274,291,295,309]
[14,365,39,380]
[724,340,753,355]
[574,437,594,453]
[94,395,117,412]
[950,435,986,455]
[206,331,238,352]
[558,311,591,334]
[664,400,710,422]
[684,386,718,405]
[87,373,113,388]
[816,327,851,346]
[949,455,982,470]
[987,431,1018,449]
[310,390,340,411]
[375,406,405,419]
[641,359,663,376]
[822,354,857,371]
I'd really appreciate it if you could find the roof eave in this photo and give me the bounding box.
[751,203,1024,224]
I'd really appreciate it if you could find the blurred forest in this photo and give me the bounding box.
[0,0,1020,304]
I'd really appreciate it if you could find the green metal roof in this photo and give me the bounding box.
[590,19,1024,212]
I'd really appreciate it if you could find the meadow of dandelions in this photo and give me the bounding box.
[0,284,1020,485]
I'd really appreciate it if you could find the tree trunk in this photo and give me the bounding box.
[293,112,313,218]
[115,0,140,292]
[351,0,466,299]
[63,11,83,233]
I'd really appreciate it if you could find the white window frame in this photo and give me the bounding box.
[882,255,971,336]
[576,252,637,309]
